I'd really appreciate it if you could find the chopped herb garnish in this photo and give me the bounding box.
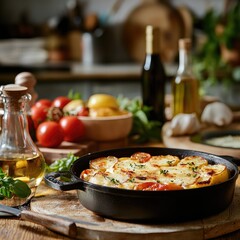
[135,164,145,169]
[129,162,145,170]
[160,169,169,175]
[106,177,120,185]
[191,166,198,172]
[167,161,173,166]
[129,178,135,183]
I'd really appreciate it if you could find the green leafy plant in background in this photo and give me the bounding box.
[118,96,162,143]
[67,89,82,100]
[193,1,240,89]
[219,1,240,49]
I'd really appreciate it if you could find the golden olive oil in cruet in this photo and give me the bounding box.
[0,84,45,206]
[172,38,200,117]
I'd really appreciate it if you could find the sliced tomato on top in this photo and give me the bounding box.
[134,182,156,190]
[135,182,183,191]
[131,152,151,163]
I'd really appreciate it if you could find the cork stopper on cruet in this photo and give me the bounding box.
[2,84,28,111]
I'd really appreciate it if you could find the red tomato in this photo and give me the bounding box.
[31,105,49,128]
[27,115,36,141]
[52,96,71,109]
[59,116,85,142]
[36,121,64,148]
[131,152,151,163]
[135,182,183,191]
[80,169,94,179]
[134,182,156,190]
[34,99,52,108]
[162,183,183,191]
[77,106,89,116]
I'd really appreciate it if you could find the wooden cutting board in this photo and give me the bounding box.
[38,138,129,164]
[31,176,240,240]
[38,141,97,164]
[123,0,186,63]
[162,122,240,160]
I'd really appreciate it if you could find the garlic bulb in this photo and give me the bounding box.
[201,102,233,126]
[166,113,201,136]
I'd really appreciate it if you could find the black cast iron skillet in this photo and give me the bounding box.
[45,147,239,223]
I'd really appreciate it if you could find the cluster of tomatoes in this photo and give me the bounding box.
[30,96,85,148]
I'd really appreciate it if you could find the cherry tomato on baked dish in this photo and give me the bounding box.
[135,182,183,191]
[31,105,49,128]
[52,96,71,109]
[59,116,85,142]
[34,99,52,108]
[131,152,151,163]
[36,121,64,148]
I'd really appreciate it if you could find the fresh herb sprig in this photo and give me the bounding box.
[0,168,31,200]
[45,153,79,182]
[118,96,162,143]
[46,153,79,173]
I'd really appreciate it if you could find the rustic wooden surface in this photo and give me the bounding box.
[1,140,240,240]
[162,122,240,159]
[38,140,97,164]
[38,138,129,164]
[29,173,240,240]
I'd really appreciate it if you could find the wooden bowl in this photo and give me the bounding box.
[78,112,133,141]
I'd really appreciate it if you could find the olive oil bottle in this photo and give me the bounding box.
[141,25,166,123]
[172,38,200,117]
[0,85,45,206]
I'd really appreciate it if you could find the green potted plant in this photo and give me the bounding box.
[194,0,240,109]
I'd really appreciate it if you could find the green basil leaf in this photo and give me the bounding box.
[12,180,31,198]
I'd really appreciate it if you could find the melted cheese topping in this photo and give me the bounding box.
[80,153,229,190]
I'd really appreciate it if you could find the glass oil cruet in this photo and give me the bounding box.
[0,84,45,206]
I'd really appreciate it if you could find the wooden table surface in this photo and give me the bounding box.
[1,216,240,240]
[1,141,240,240]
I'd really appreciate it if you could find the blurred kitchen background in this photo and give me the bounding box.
[0,0,239,108]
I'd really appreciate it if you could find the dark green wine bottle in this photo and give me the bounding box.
[141,25,166,123]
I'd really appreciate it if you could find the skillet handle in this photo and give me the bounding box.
[44,171,84,191]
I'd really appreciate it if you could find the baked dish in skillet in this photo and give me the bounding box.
[80,152,229,190]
